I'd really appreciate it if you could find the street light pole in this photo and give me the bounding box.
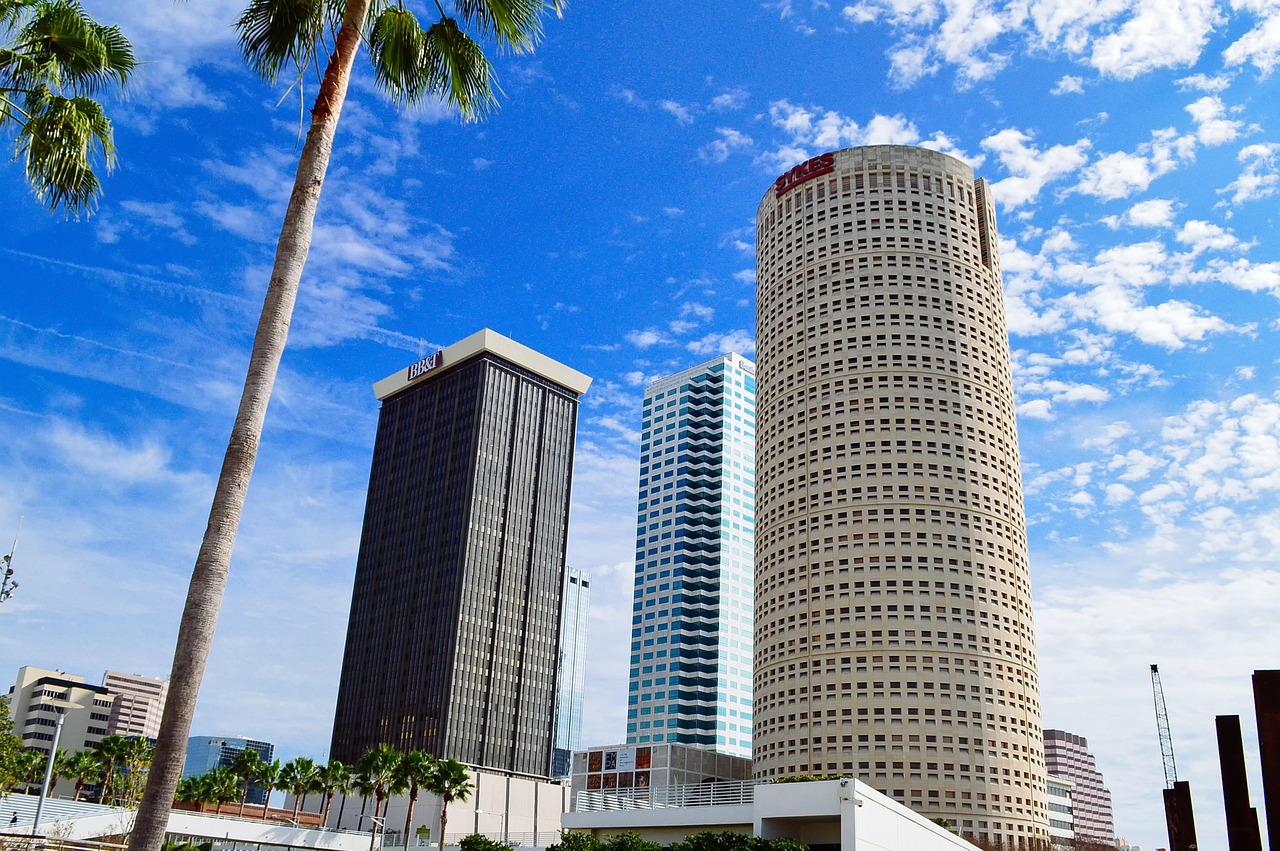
[362,814,385,851]
[32,712,65,836]
[1,516,21,605]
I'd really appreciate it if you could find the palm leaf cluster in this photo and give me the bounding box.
[0,0,134,214]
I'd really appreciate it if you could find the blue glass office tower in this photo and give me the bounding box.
[183,736,274,804]
[627,353,756,758]
[552,568,590,777]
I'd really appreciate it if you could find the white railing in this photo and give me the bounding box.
[574,780,757,812]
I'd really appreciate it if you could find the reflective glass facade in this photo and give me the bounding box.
[330,336,587,777]
[627,353,755,758]
[552,568,590,777]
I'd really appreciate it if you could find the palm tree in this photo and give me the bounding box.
[128,2,564,845]
[317,759,352,827]
[356,744,403,825]
[204,766,241,810]
[423,758,473,851]
[66,749,102,802]
[50,747,72,797]
[119,736,154,805]
[92,734,129,804]
[15,747,44,794]
[175,775,204,807]
[252,757,282,822]
[0,0,136,214]
[230,747,263,817]
[279,756,321,824]
[396,750,435,843]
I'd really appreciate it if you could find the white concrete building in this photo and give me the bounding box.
[102,670,168,739]
[564,777,980,851]
[5,665,114,755]
[753,145,1049,848]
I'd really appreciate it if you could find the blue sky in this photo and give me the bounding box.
[2,0,1279,848]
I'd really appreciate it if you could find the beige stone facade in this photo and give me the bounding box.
[753,145,1049,848]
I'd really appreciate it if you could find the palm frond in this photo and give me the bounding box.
[452,0,563,54]
[236,0,329,84]
[18,91,113,215]
[422,16,498,121]
[5,0,134,95]
[367,6,427,105]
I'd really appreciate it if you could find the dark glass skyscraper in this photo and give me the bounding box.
[330,329,591,776]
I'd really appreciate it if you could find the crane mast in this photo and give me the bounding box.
[1151,664,1178,788]
[1151,663,1199,851]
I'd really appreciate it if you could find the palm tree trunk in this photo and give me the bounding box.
[403,789,417,846]
[123,4,372,851]
[437,805,448,851]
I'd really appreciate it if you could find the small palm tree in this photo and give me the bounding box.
[16,748,44,794]
[253,758,282,822]
[280,756,321,824]
[67,749,102,801]
[396,750,435,842]
[204,766,240,809]
[0,0,136,214]
[230,747,263,817]
[50,747,73,796]
[424,758,473,851]
[175,775,204,806]
[92,734,129,803]
[317,759,352,827]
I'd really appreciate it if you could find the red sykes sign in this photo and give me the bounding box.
[775,152,835,197]
[407,349,444,381]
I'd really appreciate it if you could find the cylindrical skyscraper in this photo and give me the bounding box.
[753,145,1049,849]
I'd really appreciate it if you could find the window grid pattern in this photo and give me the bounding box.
[753,145,1049,850]
[331,352,581,777]
[627,354,756,759]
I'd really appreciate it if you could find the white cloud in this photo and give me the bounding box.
[626,328,668,348]
[1073,129,1194,201]
[1087,0,1223,79]
[1176,220,1247,254]
[1176,72,1231,92]
[1223,0,1280,75]
[686,329,756,356]
[1122,198,1177,228]
[1220,142,1280,204]
[982,128,1091,210]
[1051,75,1084,94]
[709,87,749,111]
[698,128,754,164]
[1185,96,1245,146]
[659,100,695,125]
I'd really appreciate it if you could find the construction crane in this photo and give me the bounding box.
[1151,664,1178,787]
[0,516,19,604]
[1151,664,1198,851]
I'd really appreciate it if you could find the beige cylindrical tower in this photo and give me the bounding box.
[753,145,1049,849]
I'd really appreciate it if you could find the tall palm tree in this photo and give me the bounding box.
[423,758,472,851]
[317,759,352,827]
[252,757,282,822]
[66,749,102,802]
[50,747,72,797]
[128,3,563,850]
[279,756,321,824]
[356,744,403,825]
[0,0,136,214]
[396,751,435,843]
[230,747,263,817]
